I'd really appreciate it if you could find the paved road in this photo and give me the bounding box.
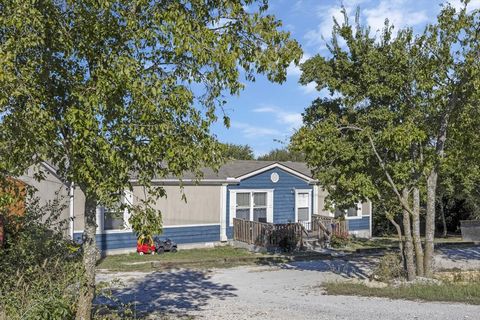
[97,246,480,320]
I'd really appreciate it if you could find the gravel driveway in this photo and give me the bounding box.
[97,246,480,320]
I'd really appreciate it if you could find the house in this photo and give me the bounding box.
[19,160,372,254]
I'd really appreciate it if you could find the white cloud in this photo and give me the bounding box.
[287,52,312,77]
[363,0,428,33]
[253,105,303,130]
[301,82,317,95]
[447,0,480,11]
[231,121,281,138]
[305,0,366,47]
[305,0,429,49]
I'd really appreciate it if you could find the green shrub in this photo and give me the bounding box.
[371,252,405,281]
[329,235,350,248]
[0,197,84,320]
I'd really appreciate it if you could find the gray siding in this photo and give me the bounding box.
[133,185,221,226]
[18,165,70,235]
[316,187,332,216]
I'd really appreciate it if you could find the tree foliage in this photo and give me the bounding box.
[221,143,255,160]
[257,147,305,161]
[0,1,301,317]
[292,1,480,279]
[0,197,83,320]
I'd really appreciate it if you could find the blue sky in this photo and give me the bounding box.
[211,0,480,157]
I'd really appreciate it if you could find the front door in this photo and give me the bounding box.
[295,190,312,229]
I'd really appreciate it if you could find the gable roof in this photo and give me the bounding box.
[41,159,315,184]
[159,160,314,181]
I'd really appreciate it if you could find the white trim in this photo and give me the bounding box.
[130,178,240,185]
[313,185,318,215]
[344,202,363,220]
[69,183,75,240]
[96,206,103,234]
[101,229,133,234]
[235,163,315,182]
[229,189,274,226]
[220,184,228,241]
[164,223,221,228]
[369,201,373,238]
[98,190,134,234]
[74,223,221,234]
[294,189,312,223]
[124,189,133,230]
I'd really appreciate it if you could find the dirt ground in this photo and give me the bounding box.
[96,246,480,320]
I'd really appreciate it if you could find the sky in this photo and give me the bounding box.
[211,0,480,157]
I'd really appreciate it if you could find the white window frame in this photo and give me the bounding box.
[235,191,252,220]
[295,189,312,223]
[344,202,363,220]
[96,190,133,234]
[229,189,274,226]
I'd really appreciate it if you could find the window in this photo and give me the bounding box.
[236,192,250,220]
[231,190,273,225]
[346,207,358,217]
[101,190,133,232]
[334,203,362,219]
[295,190,311,222]
[104,201,124,230]
[253,192,267,223]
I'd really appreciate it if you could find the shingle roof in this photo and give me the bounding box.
[174,160,313,180]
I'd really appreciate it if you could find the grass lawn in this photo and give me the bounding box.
[331,237,398,251]
[96,245,269,272]
[331,236,466,252]
[323,281,480,305]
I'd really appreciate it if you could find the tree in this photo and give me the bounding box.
[0,1,301,318]
[416,2,480,275]
[221,143,255,160]
[293,2,480,279]
[257,147,305,161]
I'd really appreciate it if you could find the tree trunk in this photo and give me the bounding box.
[439,196,447,238]
[387,215,404,267]
[424,170,437,277]
[76,194,98,320]
[0,215,4,249]
[402,189,416,281]
[412,187,424,276]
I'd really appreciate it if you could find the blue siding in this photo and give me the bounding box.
[348,216,370,231]
[227,167,312,239]
[73,224,220,252]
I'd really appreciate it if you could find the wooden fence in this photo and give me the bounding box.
[233,218,305,249]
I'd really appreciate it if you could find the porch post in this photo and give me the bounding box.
[313,185,319,215]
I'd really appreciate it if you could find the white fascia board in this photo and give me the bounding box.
[235,162,315,182]
[129,178,240,186]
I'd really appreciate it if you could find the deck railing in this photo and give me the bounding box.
[313,215,349,238]
[233,216,349,250]
[233,218,304,249]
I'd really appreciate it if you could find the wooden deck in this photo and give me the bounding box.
[233,215,349,250]
[233,218,305,249]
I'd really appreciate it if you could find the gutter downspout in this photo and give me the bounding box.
[69,182,75,239]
